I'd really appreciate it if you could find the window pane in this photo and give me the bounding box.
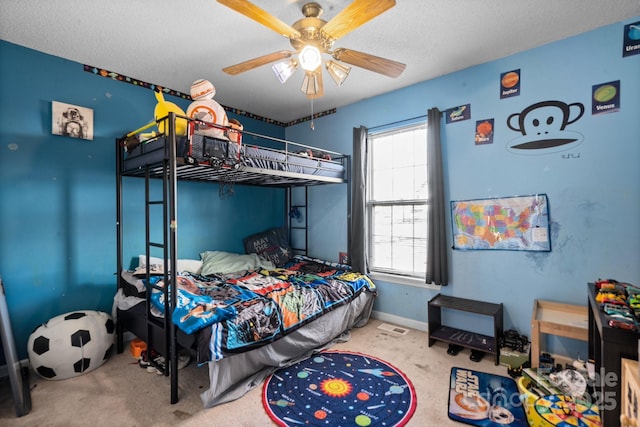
[370,202,427,276]
[370,126,427,202]
[368,123,428,279]
[371,168,393,200]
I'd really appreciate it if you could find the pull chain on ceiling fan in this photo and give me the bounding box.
[217,0,406,98]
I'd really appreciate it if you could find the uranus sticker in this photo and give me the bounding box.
[623,21,640,57]
[506,100,584,154]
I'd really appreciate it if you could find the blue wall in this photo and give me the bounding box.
[0,41,286,359]
[1,18,639,362]
[286,18,640,357]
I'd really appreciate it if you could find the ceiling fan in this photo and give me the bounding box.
[217,0,406,98]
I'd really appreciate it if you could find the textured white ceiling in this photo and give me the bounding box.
[1,0,639,123]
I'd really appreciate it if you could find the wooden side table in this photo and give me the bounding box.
[530,299,589,368]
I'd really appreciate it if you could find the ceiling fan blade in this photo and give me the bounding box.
[321,0,396,41]
[332,48,405,78]
[217,0,301,38]
[223,51,293,75]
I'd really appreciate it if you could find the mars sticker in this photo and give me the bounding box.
[475,119,494,145]
[506,100,584,154]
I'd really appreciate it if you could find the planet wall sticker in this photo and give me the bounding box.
[593,84,617,103]
[623,21,640,57]
[592,80,620,115]
[500,69,521,99]
[475,119,494,145]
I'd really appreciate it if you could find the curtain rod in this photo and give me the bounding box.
[368,114,427,132]
[367,109,444,132]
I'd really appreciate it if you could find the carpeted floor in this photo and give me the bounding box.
[0,318,508,426]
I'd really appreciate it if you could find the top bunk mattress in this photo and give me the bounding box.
[121,134,346,185]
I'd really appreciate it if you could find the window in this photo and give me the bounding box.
[367,123,428,280]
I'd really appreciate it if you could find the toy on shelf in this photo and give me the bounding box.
[186,79,228,140]
[594,278,640,332]
[499,329,529,353]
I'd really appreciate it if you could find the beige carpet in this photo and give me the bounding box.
[0,318,508,426]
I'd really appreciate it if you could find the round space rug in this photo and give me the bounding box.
[262,350,416,427]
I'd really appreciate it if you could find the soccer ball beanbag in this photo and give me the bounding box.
[28,310,115,380]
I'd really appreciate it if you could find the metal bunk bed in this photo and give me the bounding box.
[115,113,353,404]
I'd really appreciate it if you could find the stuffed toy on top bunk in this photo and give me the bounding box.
[187,79,244,167]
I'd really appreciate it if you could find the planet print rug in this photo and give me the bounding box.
[262,350,416,426]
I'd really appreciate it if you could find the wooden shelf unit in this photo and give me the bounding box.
[530,299,589,369]
[428,294,503,365]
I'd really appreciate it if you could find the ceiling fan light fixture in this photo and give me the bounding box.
[299,45,322,71]
[300,71,320,96]
[271,59,298,83]
[326,60,351,86]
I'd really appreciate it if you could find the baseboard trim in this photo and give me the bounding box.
[371,310,428,332]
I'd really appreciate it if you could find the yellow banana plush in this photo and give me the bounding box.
[153,90,188,136]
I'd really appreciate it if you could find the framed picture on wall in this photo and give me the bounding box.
[52,101,93,140]
[451,194,551,251]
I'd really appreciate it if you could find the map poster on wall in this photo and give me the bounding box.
[451,194,550,251]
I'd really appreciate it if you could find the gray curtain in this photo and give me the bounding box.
[349,126,368,273]
[426,108,448,285]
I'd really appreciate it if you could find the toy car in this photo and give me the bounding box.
[595,278,618,289]
[629,295,640,309]
[596,292,626,304]
[602,303,634,317]
[608,318,638,332]
[538,352,555,374]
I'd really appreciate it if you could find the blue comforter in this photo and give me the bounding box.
[148,255,376,361]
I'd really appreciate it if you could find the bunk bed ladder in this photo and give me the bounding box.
[288,186,308,257]
[143,163,170,381]
[142,113,180,404]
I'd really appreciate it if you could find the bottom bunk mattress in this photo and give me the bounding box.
[114,255,377,407]
[114,284,374,408]
[201,289,374,408]
[124,255,376,362]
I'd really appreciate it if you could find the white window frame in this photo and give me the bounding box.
[366,122,430,288]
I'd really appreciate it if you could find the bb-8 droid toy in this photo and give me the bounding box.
[186,79,229,140]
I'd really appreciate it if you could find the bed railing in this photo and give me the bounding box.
[118,114,350,187]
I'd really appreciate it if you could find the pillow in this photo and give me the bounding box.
[134,255,203,276]
[176,259,203,274]
[200,251,275,276]
[243,227,292,267]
